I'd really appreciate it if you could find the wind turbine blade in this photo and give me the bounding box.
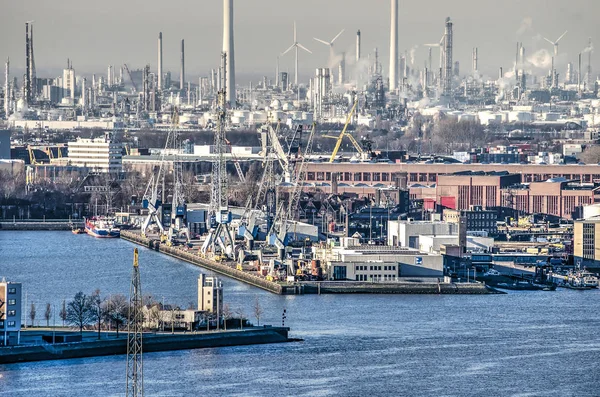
[313,38,331,46]
[556,30,568,43]
[543,37,555,45]
[293,21,297,42]
[297,43,312,54]
[331,29,345,44]
[281,44,296,56]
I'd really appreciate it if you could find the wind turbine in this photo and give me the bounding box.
[543,31,568,56]
[313,29,345,56]
[281,22,311,86]
[424,36,445,75]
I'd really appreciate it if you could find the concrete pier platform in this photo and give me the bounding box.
[0,327,294,365]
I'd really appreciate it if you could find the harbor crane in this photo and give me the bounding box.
[140,109,179,237]
[201,53,235,259]
[165,109,191,246]
[327,99,367,162]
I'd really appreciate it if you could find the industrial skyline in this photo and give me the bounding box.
[1,0,597,83]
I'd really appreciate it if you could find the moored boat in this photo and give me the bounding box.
[85,217,120,238]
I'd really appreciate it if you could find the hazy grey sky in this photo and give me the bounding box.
[2,0,599,82]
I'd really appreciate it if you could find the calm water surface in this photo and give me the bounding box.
[0,231,599,396]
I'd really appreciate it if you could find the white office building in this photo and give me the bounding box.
[0,279,22,345]
[68,136,122,172]
[197,274,223,314]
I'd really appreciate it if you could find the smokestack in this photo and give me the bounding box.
[578,52,582,95]
[180,39,185,90]
[223,0,236,107]
[443,17,453,97]
[499,67,503,80]
[587,37,593,89]
[472,48,478,74]
[389,0,398,92]
[4,57,9,118]
[276,56,279,87]
[25,22,30,103]
[356,30,361,62]
[81,77,86,112]
[158,32,163,91]
[29,23,36,100]
[339,52,345,84]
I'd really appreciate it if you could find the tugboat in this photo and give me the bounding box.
[85,217,120,238]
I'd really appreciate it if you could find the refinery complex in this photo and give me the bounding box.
[2,0,600,293]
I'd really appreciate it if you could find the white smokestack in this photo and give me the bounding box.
[180,39,185,90]
[389,0,398,92]
[4,57,9,118]
[356,30,361,62]
[158,32,163,91]
[223,0,236,107]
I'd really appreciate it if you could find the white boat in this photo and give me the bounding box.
[579,271,599,288]
[483,269,501,276]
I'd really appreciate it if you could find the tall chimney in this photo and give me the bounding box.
[356,30,361,63]
[25,22,30,103]
[389,0,398,93]
[578,52,582,95]
[4,57,9,118]
[443,17,453,97]
[587,37,593,89]
[223,0,236,107]
[158,32,163,91]
[472,48,478,74]
[180,39,185,90]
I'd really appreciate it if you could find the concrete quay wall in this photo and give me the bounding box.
[0,327,291,365]
[302,281,497,294]
[0,221,83,231]
[120,231,284,295]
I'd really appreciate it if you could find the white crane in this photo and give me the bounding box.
[544,31,568,56]
[281,22,312,86]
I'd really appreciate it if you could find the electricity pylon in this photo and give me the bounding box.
[126,248,143,397]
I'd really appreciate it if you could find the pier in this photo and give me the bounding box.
[120,230,494,295]
[0,327,294,365]
[0,218,84,231]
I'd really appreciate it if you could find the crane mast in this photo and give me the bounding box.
[202,52,234,258]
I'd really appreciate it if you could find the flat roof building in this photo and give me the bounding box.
[0,279,22,346]
[67,136,122,173]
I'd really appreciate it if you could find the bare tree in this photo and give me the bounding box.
[29,303,36,327]
[253,297,264,327]
[66,291,94,335]
[44,303,52,327]
[89,289,105,340]
[235,307,245,330]
[580,146,600,164]
[59,300,67,327]
[102,294,128,338]
[222,304,232,331]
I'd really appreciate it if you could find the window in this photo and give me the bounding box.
[8,288,16,294]
[7,300,16,306]
[207,300,211,304]
[7,310,16,317]
[207,291,211,295]
[7,321,15,327]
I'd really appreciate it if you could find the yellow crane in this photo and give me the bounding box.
[327,99,364,162]
[27,145,38,165]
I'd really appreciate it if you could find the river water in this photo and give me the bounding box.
[0,231,599,396]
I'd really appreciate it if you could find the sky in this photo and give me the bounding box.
[1,0,599,83]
